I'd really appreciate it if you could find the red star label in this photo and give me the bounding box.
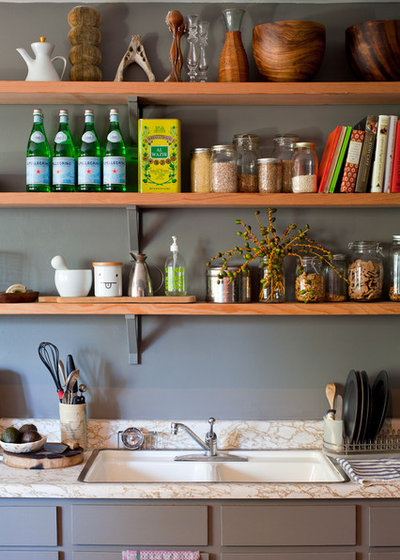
[36,170,41,174]
[56,170,60,174]
[87,170,91,174]
[113,169,117,173]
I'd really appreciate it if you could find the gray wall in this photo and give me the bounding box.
[0,2,400,421]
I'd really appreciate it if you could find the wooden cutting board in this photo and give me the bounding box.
[3,443,84,469]
[39,295,196,303]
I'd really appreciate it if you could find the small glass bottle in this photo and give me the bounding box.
[233,134,259,193]
[390,235,400,301]
[348,241,383,301]
[272,134,299,193]
[291,142,318,193]
[258,158,282,193]
[52,109,76,192]
[26,108,51,192]
[325,254,347,302]
[210,145,237,193]
[191,148,211,193]
[77,108,101,192]
[295,256,325,303]
[103,108,126,192]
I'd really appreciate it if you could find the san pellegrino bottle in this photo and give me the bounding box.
[53,109,76,192]
[26,108,51,192]
[165,235,187,296]
[103,108,126,192]
[77,108,101,191]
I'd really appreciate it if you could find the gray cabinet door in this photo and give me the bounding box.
[369,554,400,559]
[0,506,58,546]
[72,504,208,546]
[73,552,210,560]
[221,504,356,546]
[222,555,355,560]
[369,506,400,546]
[0,553,59,560]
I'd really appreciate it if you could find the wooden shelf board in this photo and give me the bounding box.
[1,192,400,208]
[1,81,400,106]
[1,302,400,315]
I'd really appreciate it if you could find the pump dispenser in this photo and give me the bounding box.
[165,235,187,296]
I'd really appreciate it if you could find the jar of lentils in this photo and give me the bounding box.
[210,145,237,193]
[258,158,282,192]
[291,142,318,193]
[191,148,211,193]
[324,254,347,302]
[347,241,383,301]
[295,256,325,303]
[233,133,259,193]
[390,235,400,301]
[272,134,299,193]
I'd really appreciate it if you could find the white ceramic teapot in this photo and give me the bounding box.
[17,37,67,81]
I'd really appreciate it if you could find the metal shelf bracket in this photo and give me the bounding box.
[126,204,140,255]
[125,314,141,364]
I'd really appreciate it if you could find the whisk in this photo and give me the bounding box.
[38,341,64,400]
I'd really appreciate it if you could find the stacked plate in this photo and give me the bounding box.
[343,369,390,445]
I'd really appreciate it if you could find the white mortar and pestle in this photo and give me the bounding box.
[51,255,92,297]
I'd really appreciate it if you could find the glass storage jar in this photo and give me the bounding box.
[191,147,211,193]
[324,254,347,302]
[295,256,325,303]
[390,235,400,301]
[258,158,282,192]
[210,144,237,192]
[233,133,259,192]
[272,134,299,193]
[348,241,383,301]
[291,142,318,193]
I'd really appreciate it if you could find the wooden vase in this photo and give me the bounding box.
[219,31,249,82]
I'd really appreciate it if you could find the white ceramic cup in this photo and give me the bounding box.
[92,262,123,297]
[54,269,92,297]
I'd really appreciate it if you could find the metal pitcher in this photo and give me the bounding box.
[128,252,163,297]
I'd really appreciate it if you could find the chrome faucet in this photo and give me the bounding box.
[171,417,218,457]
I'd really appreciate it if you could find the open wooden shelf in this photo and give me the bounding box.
[1,81,400,106]
[1,302,400,315]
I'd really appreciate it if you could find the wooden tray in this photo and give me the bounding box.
[0,291,39,303]
[39,295,196,303]
[3,442,84,469]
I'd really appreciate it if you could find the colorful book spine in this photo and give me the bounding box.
[383,115,398,193]
[355,115,378,193]
[329,126,352,193]
[390,121,400,193]
[339,127,365,193]
[318,126,342,193]
[323,127,347,193]
[371,114,390,192]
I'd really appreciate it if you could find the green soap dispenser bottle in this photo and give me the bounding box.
[165,235,187,296]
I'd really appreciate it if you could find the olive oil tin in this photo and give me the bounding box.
[138,118,181,193]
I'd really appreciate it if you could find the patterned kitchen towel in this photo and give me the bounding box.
[122,552,200,560]
[336,456,400,485]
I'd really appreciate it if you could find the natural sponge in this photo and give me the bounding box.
[68,5,102,81]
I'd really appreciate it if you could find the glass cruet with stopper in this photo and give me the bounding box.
[390,235,400,301]
[233,133,259,192]
[291,142,318,193]
[347,241,383,301]
[295,256,325,303]
[272,134,299,193]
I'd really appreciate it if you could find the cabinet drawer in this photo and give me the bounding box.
[222,555,355,560]
[221,505,356,546]
[71,505,208,546]
[369,554,400,559]
[0,553,59,560]
[0,506,58,546]
[73,553,209,560]
[369,506,400,546]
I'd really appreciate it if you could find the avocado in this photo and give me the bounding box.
[1,426,21,443]
[19,423,37,433]
[20,430,41,443]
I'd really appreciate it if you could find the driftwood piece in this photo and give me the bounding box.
[164,10,185,82]
[114,34,155,82]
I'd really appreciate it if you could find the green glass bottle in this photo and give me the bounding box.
[77,108,101,191]
[52,109,76,192]
[26,108,51,192]
[103,108,126,192]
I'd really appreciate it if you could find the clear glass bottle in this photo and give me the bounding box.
[291,142,318,193]
[186,14,199,82]
[325,254,347,302]
[390,235,400,301]
[295,256,325,303]
[258,158,282,193]
[52,109,76,192]
[191,148,211,193]
[272,134,299,193]
[26,108,51,192]
[348,241,383,301]
[103,108,126,192]
[233,134,259,193]
[165,235,187,296]
[77,108,101,192]
[197,20,209,82]
[210,145,237,192]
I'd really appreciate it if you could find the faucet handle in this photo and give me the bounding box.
[206,417,216,439]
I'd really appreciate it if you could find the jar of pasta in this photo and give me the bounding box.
[390,235,400,301]
[295,256,324,303]
[348,241,383,301]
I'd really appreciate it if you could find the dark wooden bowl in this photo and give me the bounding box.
[252,20,326,82]
[346,20,400,81]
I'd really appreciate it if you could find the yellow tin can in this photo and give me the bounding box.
[138,118,181,193]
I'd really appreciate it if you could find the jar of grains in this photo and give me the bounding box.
[291,142,318,193]
[347,241,383,301]
[272,134,299,192]
[233,133,259,192]
[324,254,347,302]
[295,256,325,303]
[210,144,237,193]
[390,235,400,301]
[258,158,282,192]
[191,148,211,193]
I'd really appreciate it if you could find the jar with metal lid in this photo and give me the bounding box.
[295,256,325,302]
[258,158,282,193]
[191,148,211,193]
[348,241,383,301]
[291,142,318,193]
[210,144,237,192]
[389,235,400,301]
[324,254,347,302]
[272,134,299,193]
[233,133,259,193]
[206,265,251,303]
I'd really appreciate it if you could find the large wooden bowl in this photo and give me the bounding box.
[252,20,326,82]
[346,20,400,81]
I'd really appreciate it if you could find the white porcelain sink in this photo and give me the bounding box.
[79,449,347,483]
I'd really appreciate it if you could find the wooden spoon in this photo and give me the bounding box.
[325,382,337,411]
